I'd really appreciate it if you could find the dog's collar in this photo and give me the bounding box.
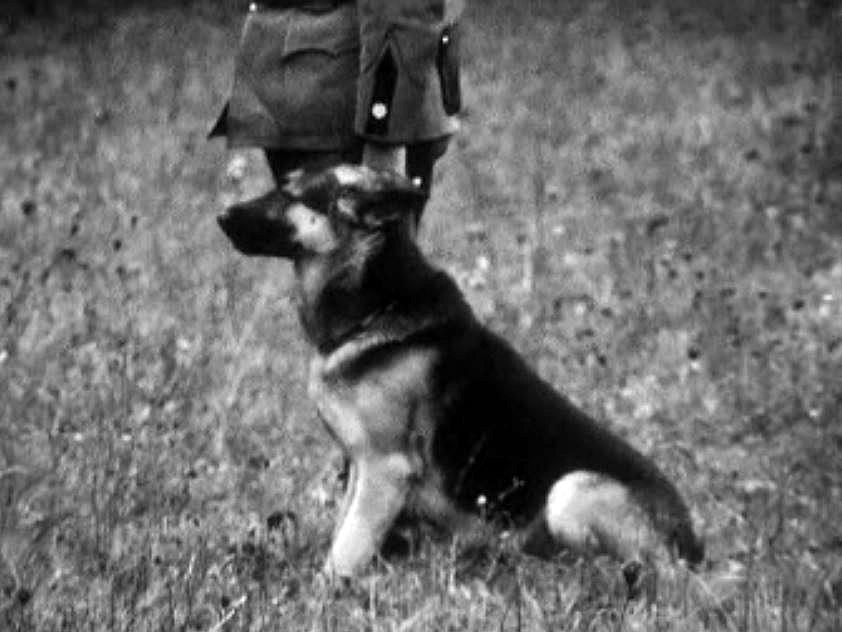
[316,301,399,370]
[315,304,455,378]
[319,330,397,377]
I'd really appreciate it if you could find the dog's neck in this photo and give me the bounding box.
[294,229,470,356]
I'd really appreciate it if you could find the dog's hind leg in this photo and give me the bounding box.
[332,459,358,543]
[324,452,414,578]
[542,471,664,563]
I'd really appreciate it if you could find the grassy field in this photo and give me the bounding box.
[1,0,841,629]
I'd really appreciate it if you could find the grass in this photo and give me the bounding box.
[1,0,841,629]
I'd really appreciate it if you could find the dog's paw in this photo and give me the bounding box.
[314,568,348,596]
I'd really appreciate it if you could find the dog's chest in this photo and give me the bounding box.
[307,359,369,451]
[307,345,438,455]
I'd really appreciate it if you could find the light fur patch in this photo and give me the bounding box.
[309,346,437,451]
[545,471,661,561]
[332,164,370,188]
[334,194,358,222]
[319,333,396,377]
[281,169,306,197]
[287,202,337,254]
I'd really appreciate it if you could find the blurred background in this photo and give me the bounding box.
[1,1,841,630]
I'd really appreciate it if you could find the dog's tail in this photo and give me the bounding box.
[632,475,705,566]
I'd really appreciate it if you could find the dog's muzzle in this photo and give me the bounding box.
[217,198,298,258]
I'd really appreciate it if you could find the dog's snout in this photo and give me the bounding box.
[216,209,233,231]
[217,197,299,258]
[217,206,247,242]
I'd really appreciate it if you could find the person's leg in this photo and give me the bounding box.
[362,143,406,175]
[406,138,449,195]
[404,138,450,225]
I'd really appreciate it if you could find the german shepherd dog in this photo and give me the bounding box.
[217,165,704,579]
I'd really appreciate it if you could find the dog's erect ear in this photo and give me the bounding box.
[336,171,427,228]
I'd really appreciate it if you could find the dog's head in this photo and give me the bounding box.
[217,165,427,259]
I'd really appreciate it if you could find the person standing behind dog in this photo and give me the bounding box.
[210,0,464,210]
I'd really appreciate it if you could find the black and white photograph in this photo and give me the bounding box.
[1,0,841,629]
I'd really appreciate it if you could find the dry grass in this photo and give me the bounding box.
[1,0,841,629]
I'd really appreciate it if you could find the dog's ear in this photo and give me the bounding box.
[337,172,427,228]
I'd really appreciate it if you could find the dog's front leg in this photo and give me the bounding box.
[328,458,358,551]
[324,452,413,578]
